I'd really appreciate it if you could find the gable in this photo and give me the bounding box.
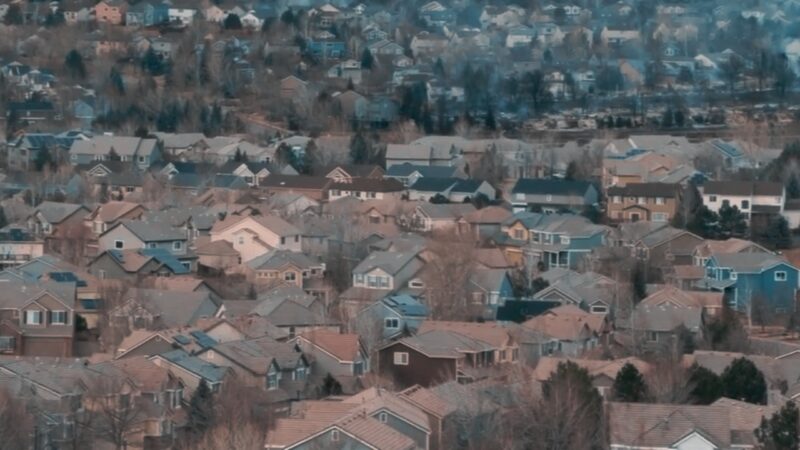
[673,430,718,450]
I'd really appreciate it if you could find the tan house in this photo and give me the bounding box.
[95,0,128,24]
[195,239,241,271]
[606,183,681,223]
[209,214,302,263]
[85,201,146,236]
[245,249,325,287]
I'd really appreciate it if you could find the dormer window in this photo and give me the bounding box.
[25,310,42,325]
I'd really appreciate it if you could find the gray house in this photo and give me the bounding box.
[510,179,599,213]
[69,136,160,170]
[97,220,193,266]
[355,294,429,341]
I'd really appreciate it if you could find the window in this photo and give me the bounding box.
[148,242,157,249]
[560,236,570,245]
[294,366,307,381]
[513,229,524,239]
[590,304,608,314]
[637,197,646,205]
[0,336,15,351]
[741,200,750,210]
[378,412,388,423]
[647,331,658,342]
[331,430,340,442]
[354,360,364,375]
[138,156,145,163]
[655,197,665,205]
[709,195,717,202]
[173,241,182,251]
[284,272,296,281]
[294,235,299,243]
[238,237,244,245]
[730,272,737,280]
[267,368,279,390]
[355,274,364,284]
[114,240,124,249]
[393,352,409,365]
[385,318,399,329]
[280,237,286,245]
[545,194,553,202]
[775,271,788,282]
[652,212,668,222]
[612,196,621,204]
[25,310,42,325]
[51,311,67,325]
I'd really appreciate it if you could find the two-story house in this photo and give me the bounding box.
[510,179,599,213]
[69,136,161,170]
[89,248,191,282]
[97,220,194,267]
[354,294,429,341]
[27,202,91,239]
[607,183,682,222]
[293,330,369,394]
[378,321,519,388]
[85,201,146,236]
[701,181,785,221]
[94,0,128,24]
[702,253,799,314]
[245,250,325,287]
[0,278,75,357]
[348,250,425,294]
[210,214,302,263]
[0,227,44,270]
[494,212,608,269]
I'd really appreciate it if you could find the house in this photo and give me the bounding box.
[419,1,455,28]
[152,132,206,157]
[510,179,599,213]
[408,203,476,232]
[385,142,461,168]
[246,250,325,287]
[0,228,44,270]
[607,183,682,223]
[384,163,464,187]
[279,75,308,100]
[260,175,332,202]
[332,90,367,120]
[111,288,221,330]
[494,212,608,269]
[408,178,494,202]
[327,178,405,201]
[210,214,302,262]
[533,269,618,314]
[293,330,369,393]
[94,0,127,25]
[0,278,75,357]
[85,201,146,235]
[354,294,429,341]
[613,222,704,277]
[692,238,770,268]
[216,161,274,187]
[89,248,191,282]
[607,402,770,450]
[69,136,161,170]
[520,307,599,357]
[6,133,74,172]
[27,201,90,238]
[196,336,310,400]
[533,357,651,397]
[702,253,799,314]
[505,25,536,47]
[350,250,425,292]
[600,27,641,46]
[464,206,513,240]
[266,388,434,450]
[150,349,231,394]
[98,220,190,258]
[467,268,514,312]
[701,181,785,220]
[227,285,339,335]
[377,320,519,387]
[323,164,385,182]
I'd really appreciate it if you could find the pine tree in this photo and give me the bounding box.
[361,48,374,70]
[187,380,214,437]
[349,133,369,164]
[721,357,767,404]
[223,13,242,29]
[4,4,23,25]
[756,400,800,450]
[687,364,723,404]
[64,50,86,80]
[718,204,747,237]
[613,363,648,402]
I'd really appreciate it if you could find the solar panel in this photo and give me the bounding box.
[173,335,191,345]
[189,331,217,349]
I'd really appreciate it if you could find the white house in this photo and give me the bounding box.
[701,181,785,219]
[209,215,302,262]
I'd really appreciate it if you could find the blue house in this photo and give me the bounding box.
[494,212,609,270]
[307,36,347,59]
[355,294,428,340]
[703,253,799,313]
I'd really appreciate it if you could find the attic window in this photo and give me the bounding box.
[331,430,340,442]
[114,240,124,249]
[378,412,388,423]
[775,271,788,282]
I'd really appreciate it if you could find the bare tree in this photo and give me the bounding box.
[0,387,34,450]
[422,234,479,321]
[644,357,692,404]
[84,376,145,450]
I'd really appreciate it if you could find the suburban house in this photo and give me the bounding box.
[521,305,606,356]
[354,294,429,341]
[327,178,405,201]
[385,142,462,168]
[245,250,325,287]
[265,388,435,450]
[260,175,332,202]
[0,278,76,357]
[700,181,785,220]
[349,250,425,293]
[409,203,476,232]
[84,201,146,236]
[702,253,799,313]
[89,248,191,282]
[149,349,231,395]
[533,357,651,397]
[97,220,191,259]
[209,214,302,262]
[0,228,45,270]
[27,202,90,238]
[111,288,221,330]
[510,179,599,213]
[606,182,682,222]
[692,238,770,268]
[229,285,340,336]
[494,212,608,269]
[533,269,618,314]
[378,321,519,388]
[69,136,161,170]
[384,163,465,187]
[408,177,494,202]
[611,222,704,279]
[293,330,369,393]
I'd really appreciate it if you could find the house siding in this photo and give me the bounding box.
[378,343,458,388]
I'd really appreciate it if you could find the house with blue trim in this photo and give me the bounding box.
[355,294,429,340]
[703,253,799,313]
[493,212,609,269]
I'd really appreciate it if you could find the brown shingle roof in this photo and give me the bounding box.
[328,177,404,193]
[417,320,512,348]
[608,402,732,448]
[702,181,783,196]
[607,182,680,198]
[261,174,332,190]
[533,356,651,382]
[298,330,361,362]
[399,385,456,418]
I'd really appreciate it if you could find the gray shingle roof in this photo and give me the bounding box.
[511,178,593,196]
[116,220,187,242]
[34,201,87,224]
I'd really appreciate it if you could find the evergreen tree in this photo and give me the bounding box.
[361,48,374,70]
[632,262,648,303]
[187,380,214,437]
[565,161,580,181]
[756,399,800,450]
[0,206,7,229]
[64,50,86,80]
[320,373,342,396]
[686,205,720,239]
[109,67,125,95]
[349,133,369,164]
[234,148,244,162]
[4,4,23,25]
[142,48,165,76]
[485,102,496,131]
[541,361,605,448]
[223,13,242,30]
[687,364,724,404]
[721,357,767,404]
[613,363,648,402]
[717,204,747,237]
[765,216,792,250]
[33,147,53,172]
